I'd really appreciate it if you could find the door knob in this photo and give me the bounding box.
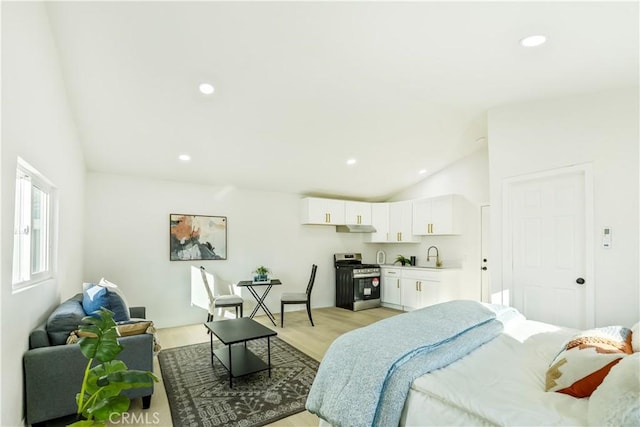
[576,278,585,285]
[482,267,488,271]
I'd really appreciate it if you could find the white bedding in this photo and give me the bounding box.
[400,316,589,426]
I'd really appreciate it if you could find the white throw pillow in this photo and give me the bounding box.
[545,326,632,397]
[588,353,640,426]
[632,322,639,352]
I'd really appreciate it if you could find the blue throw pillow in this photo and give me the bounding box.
[83,286,130,322]
[46,293,86,345]
[83,286,108,316]
[106,290,130,322]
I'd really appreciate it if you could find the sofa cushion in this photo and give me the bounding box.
[83,285,130,322]
[46,294,85,345]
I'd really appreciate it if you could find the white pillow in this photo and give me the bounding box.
[588,353,640,426]
[632,322,639,352]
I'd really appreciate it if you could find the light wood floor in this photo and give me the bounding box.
[127,306,401,427]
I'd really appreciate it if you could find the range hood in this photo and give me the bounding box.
[336,224,377,233]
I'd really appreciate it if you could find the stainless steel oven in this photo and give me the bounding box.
[334,253,381,311]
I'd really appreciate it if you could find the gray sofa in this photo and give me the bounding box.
[24,293,154,426]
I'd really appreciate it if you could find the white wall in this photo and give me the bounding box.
[1,2,86,425]
[84,173,374,328]
[488,88,639,327]
[384,147,490,300]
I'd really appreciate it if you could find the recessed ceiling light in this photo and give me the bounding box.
[520,35,546,47]
[346,158,357,165]
[198,83,215,95]
[178,154,191,161]
[418,169,427,175]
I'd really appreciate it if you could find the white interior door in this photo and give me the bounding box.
[507,168,590,329]
[480,205,490,303]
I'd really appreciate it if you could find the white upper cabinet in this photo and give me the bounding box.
[301,197,346,225]
[344,201,372,225]
[369,201,418,243]
[412,195,463,235]
[301,195,465,237]
[370,203,390,242]
[388,201,419,242]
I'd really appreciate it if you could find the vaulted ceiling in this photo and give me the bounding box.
[44,1,638,200]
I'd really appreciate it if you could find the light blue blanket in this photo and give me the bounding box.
[305,300,506,427]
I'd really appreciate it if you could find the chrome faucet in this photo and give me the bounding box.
[426,246,442,267]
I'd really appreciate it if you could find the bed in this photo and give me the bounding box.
[306,300,639,427]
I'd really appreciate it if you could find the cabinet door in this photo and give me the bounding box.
[381,271,402,305]
[401,278,421,310]
[345,201,372,225]
[418,279,443,308]
[370,203,390,242]
[412,199,432,235]
[403,269,444,309]
[389,201,417,242]
[430,195,454,235]
[412,195,461,235]
[301,198,345,225]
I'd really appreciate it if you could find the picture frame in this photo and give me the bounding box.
[169,214,227,261]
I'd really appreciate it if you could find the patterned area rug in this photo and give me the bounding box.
[158,336,319,427]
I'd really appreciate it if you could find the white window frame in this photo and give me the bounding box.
[12,158,57,291]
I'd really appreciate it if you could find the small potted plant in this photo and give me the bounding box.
[394,255,411,266]
[253,266,270,282]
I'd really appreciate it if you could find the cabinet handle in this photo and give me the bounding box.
[398,232,402,241]
[397,279,400,288]
[418,281,422,292]
[328,213,331,223]
[358,215,361,224]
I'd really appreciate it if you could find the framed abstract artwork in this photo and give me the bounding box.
[169,214,227,261]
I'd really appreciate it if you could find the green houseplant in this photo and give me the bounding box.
[253,265,270,282]
[394,255,412,266]
[71,308,158,426]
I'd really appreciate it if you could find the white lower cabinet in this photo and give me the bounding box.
[381,267,459,311]
[381,268,402,306]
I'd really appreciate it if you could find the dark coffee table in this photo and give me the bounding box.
[204,317,277,387]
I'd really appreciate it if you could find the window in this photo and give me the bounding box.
[12,158,56,289]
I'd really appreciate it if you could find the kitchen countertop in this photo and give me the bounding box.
[378,264,460,270]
